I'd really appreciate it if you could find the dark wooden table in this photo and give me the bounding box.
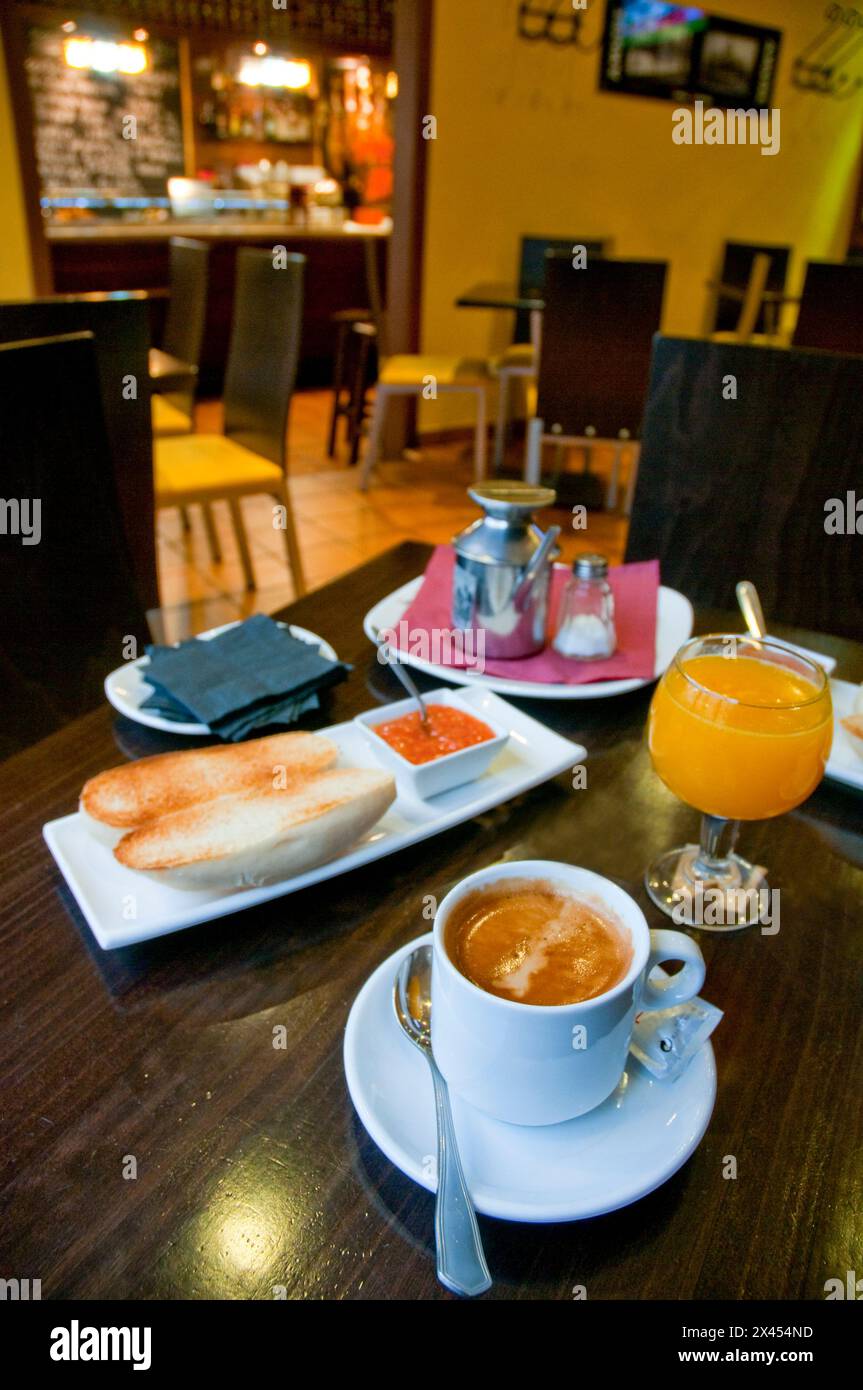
[455,281,545,357]
[2,542,862,1301]
[455,281,545,313]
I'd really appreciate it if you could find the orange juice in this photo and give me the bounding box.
[648,653,833,821]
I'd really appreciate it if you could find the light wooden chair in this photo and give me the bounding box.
[494,338,539,475]
[710,253,774,344]
[709,240,791,339]
[155,249,306,595]
[358,353,492,490]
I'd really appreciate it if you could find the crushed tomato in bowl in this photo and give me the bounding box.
[371,706,496,765]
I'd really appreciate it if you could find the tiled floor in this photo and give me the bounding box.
[154,391,632,639]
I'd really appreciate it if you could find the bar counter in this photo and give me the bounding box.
[46,222,389,392]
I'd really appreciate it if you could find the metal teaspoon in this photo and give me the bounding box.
[393,944,492,1297]
[371,623,430,727]
[736,580,767,639]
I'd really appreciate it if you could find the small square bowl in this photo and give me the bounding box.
[355,687,509,799]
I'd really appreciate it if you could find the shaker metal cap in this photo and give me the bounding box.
[467,482,557,515]
[574,552,609,579]
[452,481,558,566]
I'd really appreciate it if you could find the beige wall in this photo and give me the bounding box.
[420,0,863,426]
[0,29,35,300]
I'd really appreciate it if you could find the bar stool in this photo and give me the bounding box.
[326,237,385,460]
[345,320,379,466]
[327,309,373,456]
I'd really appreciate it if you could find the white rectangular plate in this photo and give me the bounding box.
[43,688,586,950]
[826,678,863,792]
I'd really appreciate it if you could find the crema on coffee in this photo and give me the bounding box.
[445,879,632,1006]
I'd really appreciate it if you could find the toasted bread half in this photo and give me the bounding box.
[80,731,338,841]
[113,767,396,890]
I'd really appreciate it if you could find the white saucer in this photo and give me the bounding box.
[104,621,338,735]
[826,678,863,793]
[344,934,717,1223]
[363,575,694,700]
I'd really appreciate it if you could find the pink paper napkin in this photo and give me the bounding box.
[388,546,660,685]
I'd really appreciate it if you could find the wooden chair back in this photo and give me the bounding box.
[626,335,863,639]
[0,293,157,611]
[223,249,305,469]
[162,235,209,372]
[734,252,771,340]
[0,333,150,759]
[536,253,667,440]
[514,233,609,343]
[711,240,790,335]
[792,261,863,355]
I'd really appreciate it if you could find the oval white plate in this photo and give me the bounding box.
[344,934,716,1223]
[45,690,585,950]
[104,621,338,736]
[363,577,693,700]
[826,678,863,792]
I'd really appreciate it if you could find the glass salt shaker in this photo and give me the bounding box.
[553,553,617,660]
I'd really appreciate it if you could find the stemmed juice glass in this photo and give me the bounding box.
[645,635,833,930]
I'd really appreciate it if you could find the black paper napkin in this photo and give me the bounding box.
[140,614,349,740]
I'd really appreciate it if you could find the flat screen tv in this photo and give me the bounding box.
[600,1,781,108]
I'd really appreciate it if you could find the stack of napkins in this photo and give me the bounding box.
[140,614,350,740]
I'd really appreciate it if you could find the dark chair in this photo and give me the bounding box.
[514,234,610,344]
[626,335,863,641]
[155,248,306,594]
[0,333,150,760]
[327,236,386,462]
[710,241,791,337]
[526,253,667,508]
[150,236,209,435]
[792,261,863,355]
[494,235,610,471]
[0,293,157,612]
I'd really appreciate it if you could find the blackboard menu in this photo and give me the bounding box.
[26,26,185,196]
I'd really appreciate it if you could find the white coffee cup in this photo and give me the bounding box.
[431,860,706,1126]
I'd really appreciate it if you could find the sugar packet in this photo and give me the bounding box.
[630,997,722,1082]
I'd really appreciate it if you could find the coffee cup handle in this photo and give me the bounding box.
[638,929,706,1011]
